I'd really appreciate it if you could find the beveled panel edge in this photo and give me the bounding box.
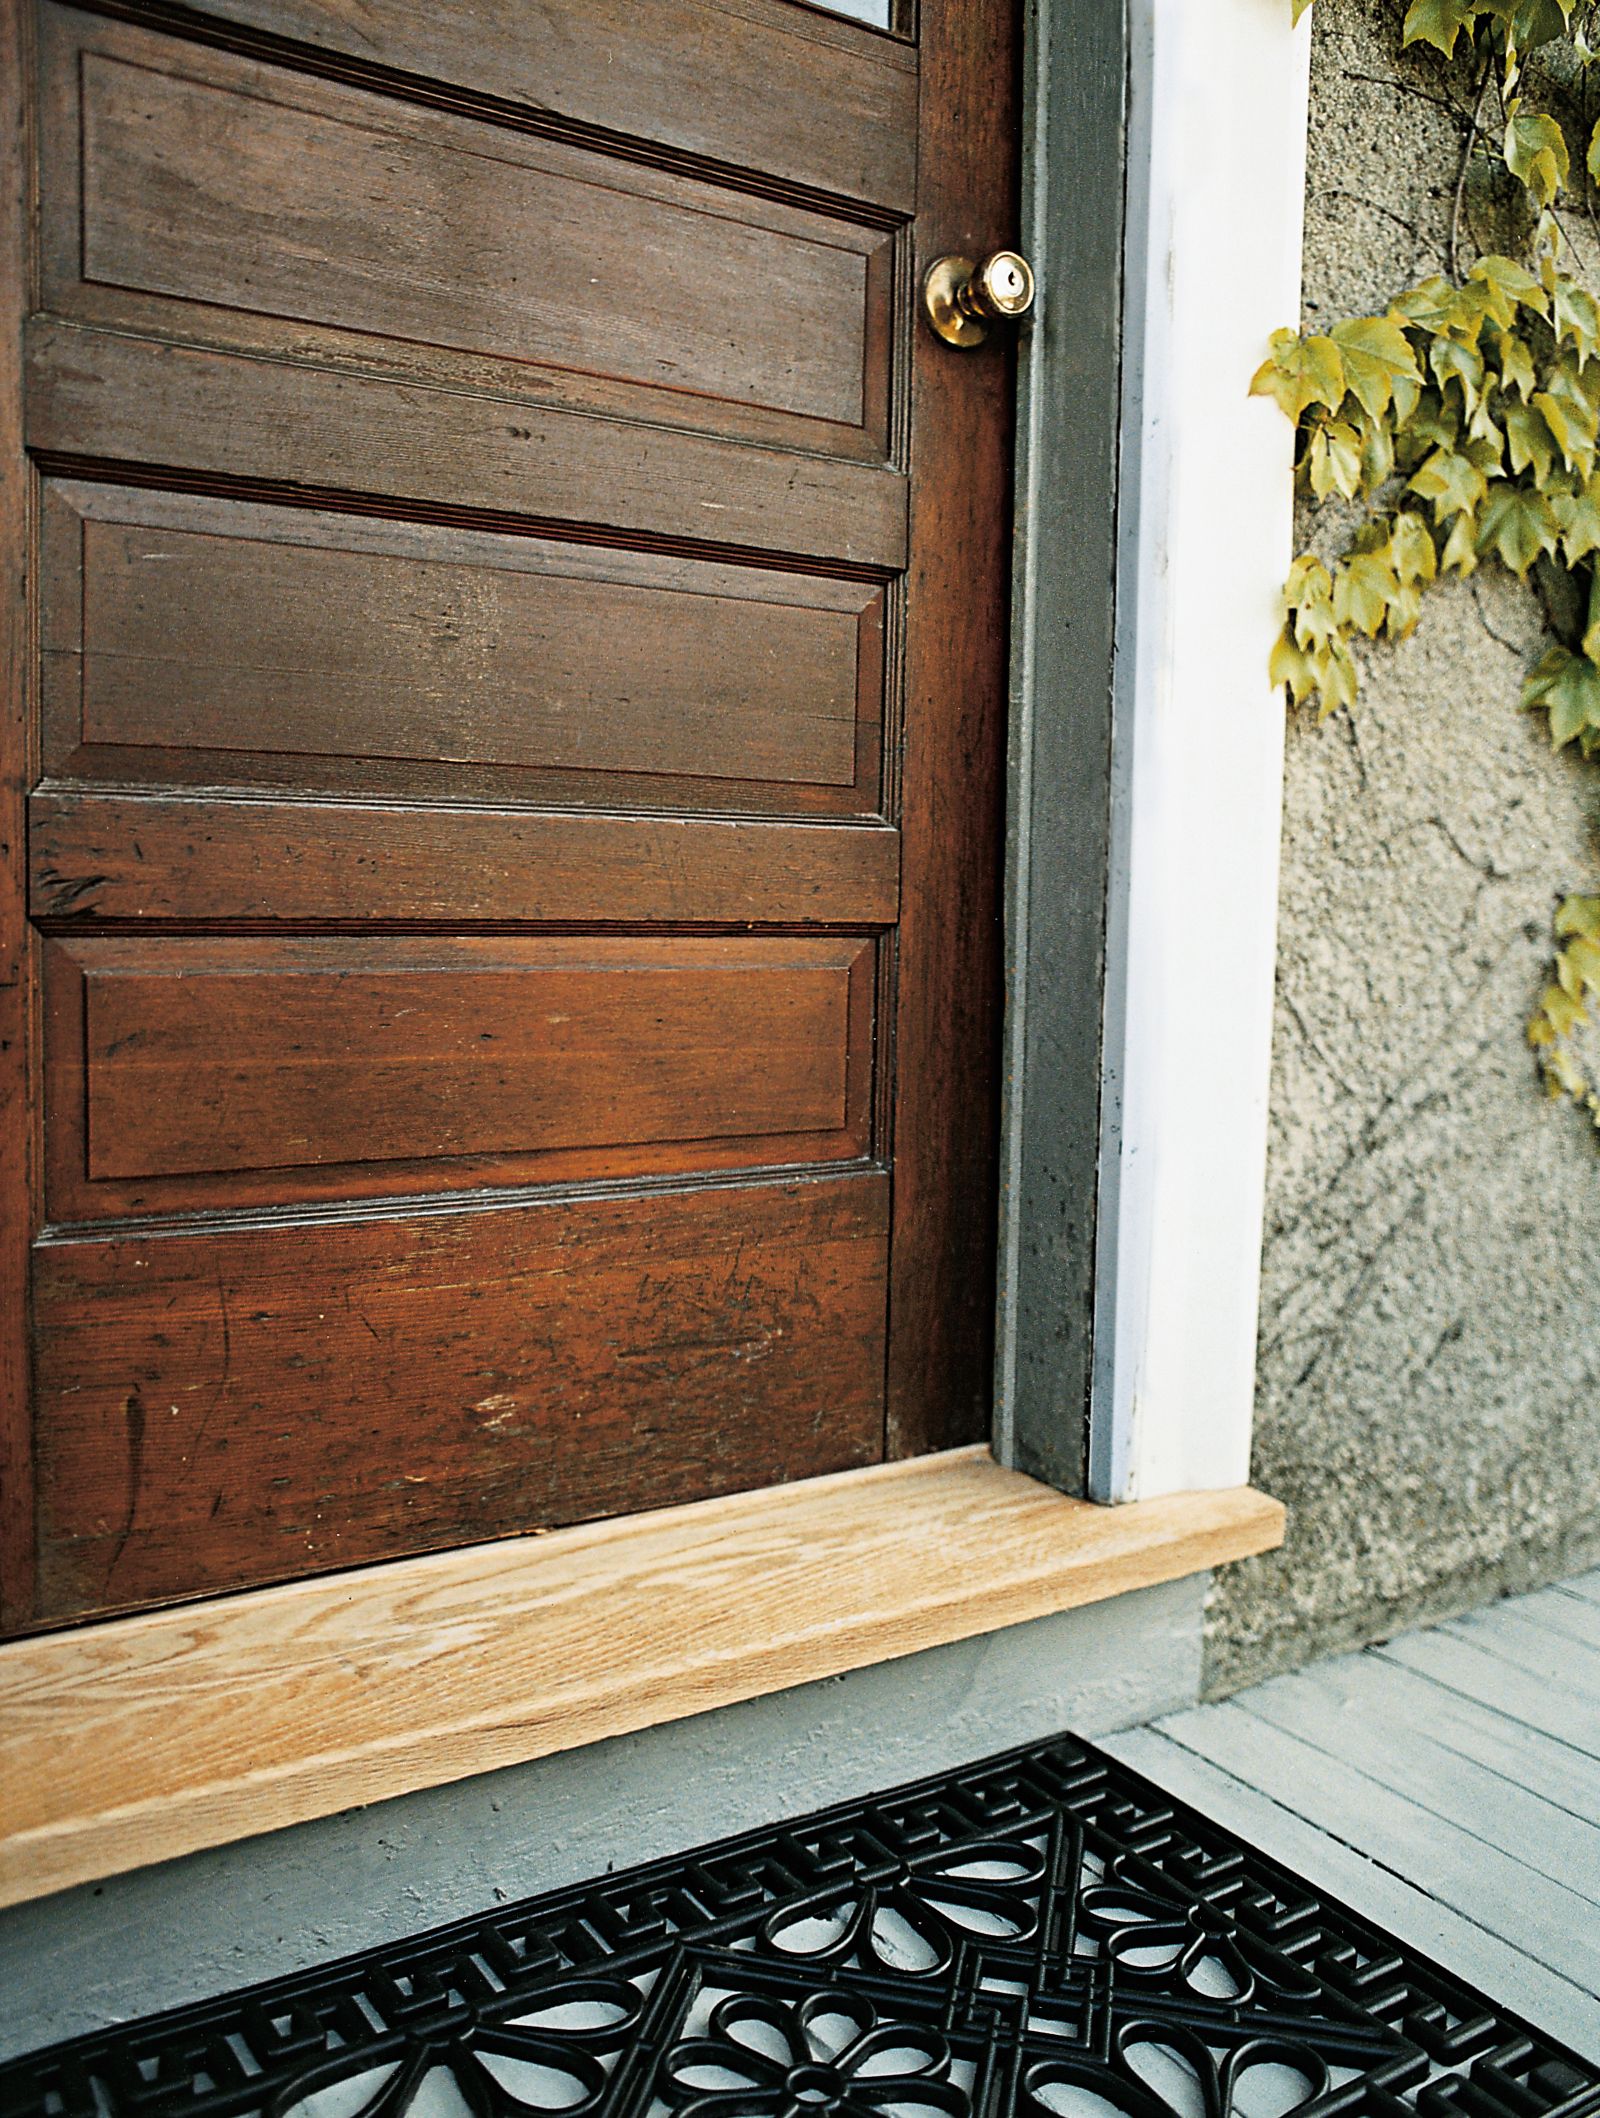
[24,323,910,572]
[46,0,918,223]
[0,1455,1285,1907]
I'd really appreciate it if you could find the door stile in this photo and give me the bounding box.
[0,0,37,1633]
[886,0,1018,1457]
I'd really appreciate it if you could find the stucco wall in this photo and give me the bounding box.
[1204,0,1600,1695]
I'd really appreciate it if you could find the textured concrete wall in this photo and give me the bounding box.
[1205,0,1600,1695]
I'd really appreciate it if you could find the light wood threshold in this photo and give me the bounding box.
[0,1449,1283,1909]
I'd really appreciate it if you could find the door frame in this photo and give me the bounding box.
[0,0,1313,1904]
[994,0,1314,1506]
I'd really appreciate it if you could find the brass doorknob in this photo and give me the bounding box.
[923,250,1036,347]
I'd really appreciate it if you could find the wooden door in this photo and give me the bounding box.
[0,0,1019,1632]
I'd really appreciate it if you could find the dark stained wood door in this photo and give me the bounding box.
[0,0,1019,1631]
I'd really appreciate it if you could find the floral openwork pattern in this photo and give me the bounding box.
[4,1737,1598,2118]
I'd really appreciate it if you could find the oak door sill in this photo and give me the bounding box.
[0,1448,1284,1909]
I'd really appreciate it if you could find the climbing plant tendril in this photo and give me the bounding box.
[1270,0,1600,1126]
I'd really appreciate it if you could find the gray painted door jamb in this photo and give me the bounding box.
[993,0,1129,1496]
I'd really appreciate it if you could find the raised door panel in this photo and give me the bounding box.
[40,481,887,817]
[32,1171,889,1621]
[40,11,896,460]
[42,934,876,1215]
[67,0,920,214]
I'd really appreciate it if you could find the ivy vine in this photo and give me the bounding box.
[1267,0,1600,1126]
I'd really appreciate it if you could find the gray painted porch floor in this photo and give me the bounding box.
[1103,1569,1600,2067]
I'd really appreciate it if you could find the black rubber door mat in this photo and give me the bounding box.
[3,1735,1597,2118]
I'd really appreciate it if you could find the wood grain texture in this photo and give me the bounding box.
[43,932,875,1213]
[0,0,31,1630]
[25,322,908,571]
[71,0,920,215]
[31,1172,889,1621]
[40,481,886,815]
[886,0,1017,1456]
[40,14,895,464]
[0,1458,1285,1908]
[28,794,901,926]
[76,45,878,425]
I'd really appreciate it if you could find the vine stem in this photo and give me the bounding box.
[1450,50,1494,282]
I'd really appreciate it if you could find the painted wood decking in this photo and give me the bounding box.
[1103,1570,1600,2065]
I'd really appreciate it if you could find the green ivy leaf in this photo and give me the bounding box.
[1270,624,1318,702]
[1402,0,1482,53]
[1331,315,1424,421]
[1409,445,1489,518]
[1505,104,1571,207]
[1361,413,1397,489]
[1495,331,1538,399]
[1534,384,1597,472]
[1334,551,1400,635]
[1391,278,1464,335]
[1505,396,1560,479]
[1523,641,1600,739]
[1553,275,1600,364]
[1550,474,1600,560]
[1251,328,1348,418]
[1476,483,1560,572]
[1309,418,1366,499]
[1390,509,1440,583]
[1441,508,1481,572]
[1430,333,1485,413]
[1470,254,1551,325]
[1558,895,1600,941]
[1511,0,1574,46]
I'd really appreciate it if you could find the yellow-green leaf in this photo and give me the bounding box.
[1477,483,1559,574]
[1391,278,1463,335]
[1505,105,1570,208]
[1251,328,1348,419]
[1402,0,1481,53]
[1552,476,1600,561]
[1505,397,1559,479]
[1470,254,1550,327]
[1313,637,1360,717]
[1331,315,1424,421]
[1523,642,1600,740]
[1334,551,1399,636]
[1361,414,1396,490]
[1390,510,1439,584]
[1495,330,1538,399]
[1309,418,1365,500]
[1441,509,1480,573]
[1270,623,1318,702]
[1409,446,1488,519]
[1558,895,1600,942]
[1430,333,1485,414]
[1553,275,1600,364]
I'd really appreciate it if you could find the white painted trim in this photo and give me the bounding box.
[1090,0,1312,1501]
